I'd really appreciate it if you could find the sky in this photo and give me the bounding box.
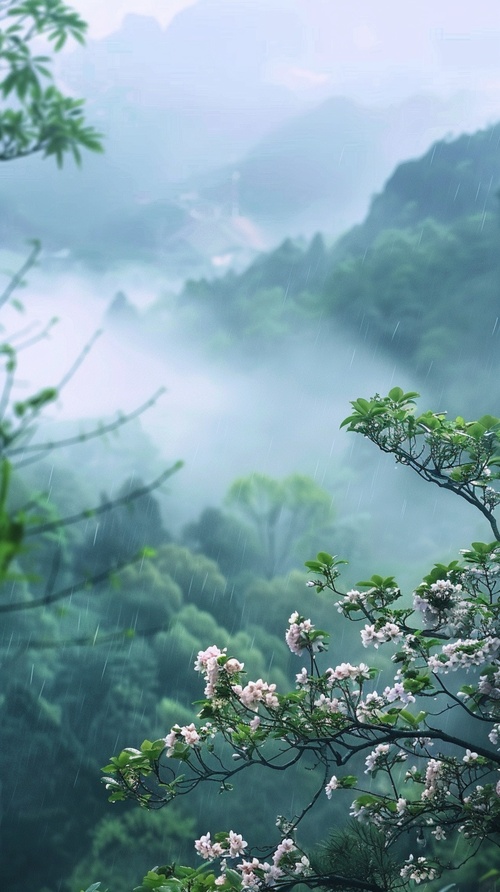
[75,0,197,37]
[71,0,500,106]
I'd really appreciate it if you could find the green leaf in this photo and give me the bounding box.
[140,870,176,890]
[388,386,404,401]
[353,793,379,807]
[399,709,417,727]
[304,560,324,571]
[339,775,357,788]
[376,713,398,725]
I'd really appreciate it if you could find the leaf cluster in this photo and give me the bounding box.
[0,0,103,164]
[341,388,500,539]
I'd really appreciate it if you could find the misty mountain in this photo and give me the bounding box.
[0,2,497,276]
[0,3,304,270]
[58,0,309,193]
[338,120,500,255]
[0,85,487,278]
[137,120,500,413]
[189,91,485,242]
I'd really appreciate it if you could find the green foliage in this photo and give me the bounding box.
[340,388,500,538]
[137,124,500,417]
[172,236,326,357]
[241,568,332,639]
[226,472,335,578]
[183,506,261,580]
[312,822,400,892]
[0,0,103,164]
[326,214,500,371]
[109,562,183,629]
[74,476,171,580]
[68,806,196,892]
[149,544,229,626]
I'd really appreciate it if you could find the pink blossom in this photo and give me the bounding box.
[295,668,309,688]
[233,679,278,711]
[325,775,339,798]
[194,645,226,698]
[194,832,224,860]
[228,830,247,857]
[194,645,225,672]
[314,693,340,713]
[285,623,303,655]
[164,726,181,756]
[364,743,390,773]
[225,658,244,674]
[249,715,261,732]
[237,858,262,889]
[273,839,296,865]
[285,613,324,655]
[180,723,200,746]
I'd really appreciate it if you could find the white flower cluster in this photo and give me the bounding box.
[458,783,500,836]
[428,635,500,673]
[383,681,415,705]
[356,691,385,720]
[232,678,279,711]
[421,759,444,801]
[324,775,339,798]
[164,722,214,756]
[194,834,310,889]
[431,825,446,840]
[285,612,325,655]
[478,663,500,699]
[463,749,479,763]
[400,855,438,883]
[483,486,500,512]
[349,801,376,823]
[314,693,341,714]
[326,662,371,682]
[364,743,391,774]
[336,589,367,614]
[413,577,477,634]
[489,723,500,746]
[295,668,309,689]
[356,682,415,720]
[360,621,403,648]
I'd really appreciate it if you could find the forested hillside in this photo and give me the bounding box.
[137,122,500,413]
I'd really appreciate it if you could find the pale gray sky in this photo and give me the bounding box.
[75,0,197,37]
[71,0,500,107]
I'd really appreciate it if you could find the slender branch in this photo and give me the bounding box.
[380,441,500,541]
[14,318,59,352]
[3,624,164,656]
[55,329,102,392]
[0,240,40,311]
[9,387,167,458]
[24,461,183,536]
[0,549,150,614]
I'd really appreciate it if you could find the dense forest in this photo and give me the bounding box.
[1,9,500,887]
